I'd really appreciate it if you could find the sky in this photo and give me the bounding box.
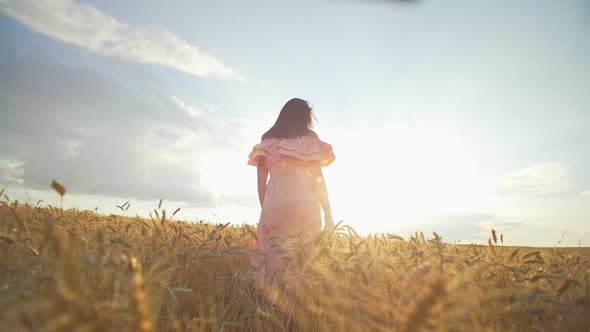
[1,0,589,246]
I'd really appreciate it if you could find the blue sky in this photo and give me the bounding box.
[1,0,589,246]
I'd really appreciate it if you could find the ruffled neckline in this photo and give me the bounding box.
[248,136,335,167]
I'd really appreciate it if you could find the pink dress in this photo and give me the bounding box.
[247,136,335,305]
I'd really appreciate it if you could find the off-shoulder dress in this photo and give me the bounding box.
[247,135,335,297]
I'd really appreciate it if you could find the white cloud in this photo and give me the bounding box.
[581,191,590,198]
[171,95,216,117]
[0,159,24,185]
[0,48,251,205]
[0,0,241,79]
[496,162,572,196]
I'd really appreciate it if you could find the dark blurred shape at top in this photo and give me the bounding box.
[343,0,419,3]
[336,0,420,6]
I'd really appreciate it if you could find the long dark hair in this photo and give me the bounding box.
[262,98,315,140]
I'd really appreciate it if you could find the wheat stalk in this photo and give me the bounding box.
[51,180,66,209]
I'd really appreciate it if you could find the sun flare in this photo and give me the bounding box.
[325,124,483,234]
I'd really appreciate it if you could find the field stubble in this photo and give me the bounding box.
[0,189,589,331]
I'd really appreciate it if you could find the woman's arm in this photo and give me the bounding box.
[257,162,269,208]
[309,160,334,228]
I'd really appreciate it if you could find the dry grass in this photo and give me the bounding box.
[0,192,589,331]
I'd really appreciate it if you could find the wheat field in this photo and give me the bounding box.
[0,188,589,331]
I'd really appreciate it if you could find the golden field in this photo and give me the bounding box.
[0,192,589,331]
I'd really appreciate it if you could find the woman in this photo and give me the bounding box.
[247,98,335,309]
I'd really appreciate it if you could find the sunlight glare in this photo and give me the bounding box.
[324,123,484,234]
